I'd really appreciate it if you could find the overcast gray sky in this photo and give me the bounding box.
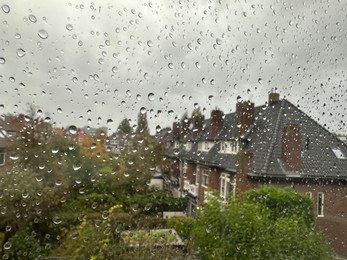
[1,0,347,134]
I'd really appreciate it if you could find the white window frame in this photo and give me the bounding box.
[202,168,209,187]
[220,173,236,202]
[195,170,200,185]
[0,152,5,166]
[185,141,192,150]
[317,192,324,217]
[198,141,212,152]
[306,191,312,199]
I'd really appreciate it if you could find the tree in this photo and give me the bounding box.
[117,118,132,134]
[191,188,331,259]
[135,111,149,136]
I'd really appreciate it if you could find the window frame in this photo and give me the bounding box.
[202,168,209,187]
[0,151,5,166]
[317,192,324,217]
[220,173,236,202]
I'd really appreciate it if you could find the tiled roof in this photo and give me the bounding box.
[168,98,347,180]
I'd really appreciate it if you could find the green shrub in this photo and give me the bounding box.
[166,217,194,240]
[245,186,314,227]
[5,228,49,260]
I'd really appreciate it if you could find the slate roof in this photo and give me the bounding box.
[168,98,347,180]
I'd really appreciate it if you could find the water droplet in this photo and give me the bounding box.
[208,95,214,101]
[52,216,62,225]
[101,210,109,220]
[147,40,153,47]
[38,29,48,39]
[73,164,82,171]
[52,147,59,154]
[66,24,73,31]
[144,72,149,79]
[0,57,5,64]
[258,78,263,84]
[22,192,29,199]
[5,225,11,232]
[3,241,11,250]
[107,119,113,125]
[28,14,37,23]
[1,4,10,14]
[0,104,4,110]
[195,62,201,69]
[68,125,77,134]
[216,38,222,45]
[156,125,161,133]
[16,48,26,57]
[140,107,146,114]
[14,33,21,39]
[147,93,155,101]
[136,94,141,100]
[168,110,174,116]
[112,66,118,73]
[168,63,174,69]
[9,153,19,161]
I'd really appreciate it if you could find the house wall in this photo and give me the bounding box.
[295,181,347,257]
[244,178,347,257]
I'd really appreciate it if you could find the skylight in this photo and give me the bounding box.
[331,148,346,159]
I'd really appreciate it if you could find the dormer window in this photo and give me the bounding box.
[220,141,239,154]
[198,141,213,152]
[185,141,192,150]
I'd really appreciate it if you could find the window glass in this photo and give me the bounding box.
[1,0,346,258]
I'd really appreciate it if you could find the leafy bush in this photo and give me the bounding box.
[5,228,49,260]
[191,195,331,259]
[166,217,194,240]
[245,186,314,227]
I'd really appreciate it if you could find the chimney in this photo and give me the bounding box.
[236,101,255,138]
[269,92,280,105]
[209,109,224,139]
[282,124,301,172]
[192,114,204,139]
[172,122,180,140]
[236,149,254,194]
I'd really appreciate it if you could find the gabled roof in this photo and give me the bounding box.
[248,99,347,179]
[168,98,347,180]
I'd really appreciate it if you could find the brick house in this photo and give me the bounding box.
[166,93,347,257]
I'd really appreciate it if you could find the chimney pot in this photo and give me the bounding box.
[269,92,280,105]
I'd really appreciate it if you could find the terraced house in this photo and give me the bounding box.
[166,93,347,257]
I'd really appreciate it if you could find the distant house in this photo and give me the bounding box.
[166,93,347,257]
[105,133,131,154]
[54,127,92,145]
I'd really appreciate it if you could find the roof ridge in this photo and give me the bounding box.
[284,99,347,148]
[261,99,285,174]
